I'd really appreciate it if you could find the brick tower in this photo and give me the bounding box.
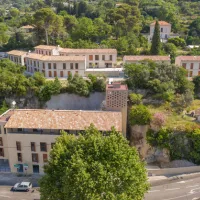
[106,82,128,137]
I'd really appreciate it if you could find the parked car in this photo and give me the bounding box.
[13,182,32,192]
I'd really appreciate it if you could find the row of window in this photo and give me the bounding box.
[16,141,55,152]
[36,50,51,56]
[89,55,113,61]
[182,63,200,69]
[17,152,48,163]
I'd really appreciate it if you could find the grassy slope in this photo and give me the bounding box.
[147,99,200,129]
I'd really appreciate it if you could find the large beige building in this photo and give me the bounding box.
[175,56,200,78]
[0,109,122,174]
[123,55,171,64]
[7,45,119,78]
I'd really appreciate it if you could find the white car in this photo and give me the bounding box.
[13,182,32,192]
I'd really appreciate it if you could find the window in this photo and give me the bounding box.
[75,63,78,69]
[70,63,73,69]
[63,63,66,69]
[0,148,4,157]
[190,71,193,77]
[48,63,51,69]
[89,63,92,68]
[51,143,55,149]
[109,55,112,61]
[0,137,3,146]
[40,142,47,152]
[32,153,38,162]
[182,63,186,68]
[53,63,56,69]
[43,63,45,69]
[49,71,52,77]
[49,52,51,55]
[34,61,36,66]
[102,55,105,60]
[190,63,194,69]
[161,28,163,32]
[198,71,200,76]
[89,55,93,61]
[16,141,21,151]
[31,142,36,152]
[95,55,99,60]
[17,153,22,162]
[43,154,48,162]
[68,71,71,76]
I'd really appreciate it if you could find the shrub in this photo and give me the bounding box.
[129,93,143,105]
[129,105,151,126]
[151,112,166,128]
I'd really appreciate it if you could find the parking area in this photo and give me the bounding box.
[0,186,40,200]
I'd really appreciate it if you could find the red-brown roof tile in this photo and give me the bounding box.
[4,109,122,132]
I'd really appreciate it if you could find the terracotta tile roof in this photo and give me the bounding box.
[7,50,26,56]
[176,56,200,62]
[124,55,170,61]
[60,48,117,54]
[151,21,171,26]
[26,53,85,61]
[4,109,122,132]
[34,45,57,50]
[21,25,34,29]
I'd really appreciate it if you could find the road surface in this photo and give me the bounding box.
[145,176,200,200]
[0,186,40,200]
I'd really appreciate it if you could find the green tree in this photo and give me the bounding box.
[9,8,20,18]
[33,8,57,45]
[150,20,161,55]
[0,23,9,47]
[129,104,152,126]
[167,38,186,48]
[40,124,149,200]
[129,93,143,104]
[50,77,62,95]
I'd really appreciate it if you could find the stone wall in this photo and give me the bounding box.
[46,92,106,110]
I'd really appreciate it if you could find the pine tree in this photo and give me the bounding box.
[150,20,161,55]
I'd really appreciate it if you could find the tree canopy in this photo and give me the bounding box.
[40,124,149,200]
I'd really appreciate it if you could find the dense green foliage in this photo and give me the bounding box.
[129,93,143,105]
[147,127,200,164]
[0,0,199,54]
[124,61,194,104]
[40,124,149,200]
[129,104,152,126]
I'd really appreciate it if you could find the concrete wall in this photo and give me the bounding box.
[148,166,200,176]
[46,92,106,110]
[150,24,171,40]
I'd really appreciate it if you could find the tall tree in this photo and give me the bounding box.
[33,8,57,45]
[39,124,149,200]
[150,20,161,55]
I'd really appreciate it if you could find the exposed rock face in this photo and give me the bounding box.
[154,148,170,164]
[160,160,196,168]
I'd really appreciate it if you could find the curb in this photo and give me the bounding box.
[149,172,200,186]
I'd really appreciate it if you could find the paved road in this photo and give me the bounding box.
[0,186,40,200]
[145,176,200,200]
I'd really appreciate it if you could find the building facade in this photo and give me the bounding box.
[7,46,119,78]
[25,53,86,77]
[175,56,200,78]
[149,21,171,42]
[0,109,122,174]
[59,48,117,69]
[123,55,171,64]
[7,50,27,66]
